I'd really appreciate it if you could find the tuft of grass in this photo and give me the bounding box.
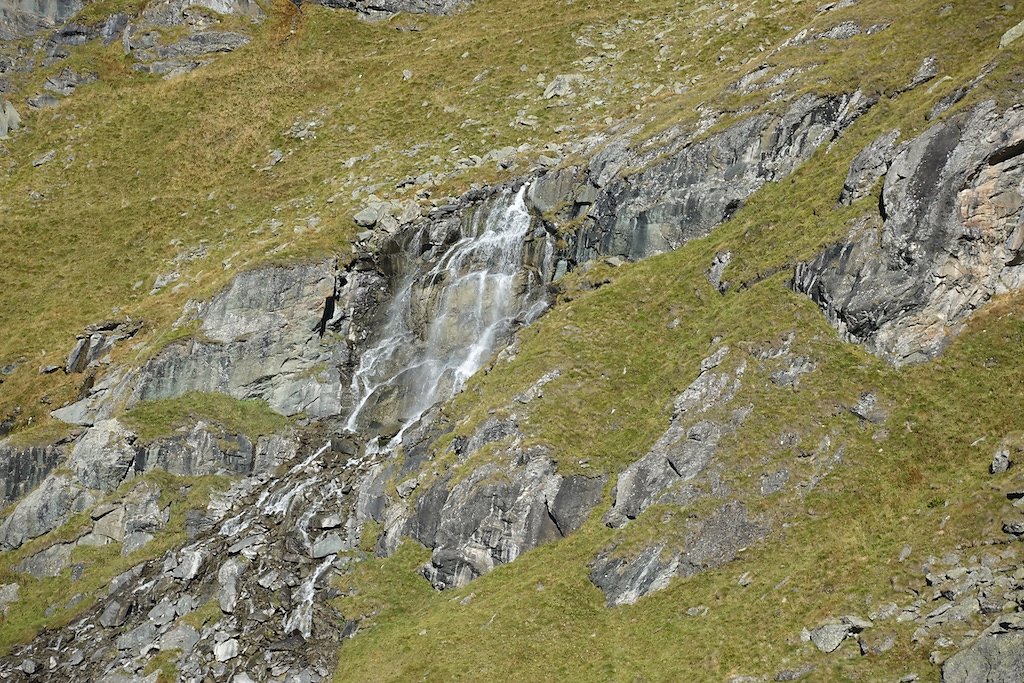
[121,391,293,443]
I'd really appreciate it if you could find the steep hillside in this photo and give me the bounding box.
[0,0,1023,681]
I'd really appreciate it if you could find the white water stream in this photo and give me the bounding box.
[282,556,335,639]
[345,186,550,443]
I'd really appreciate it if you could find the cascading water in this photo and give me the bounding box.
[345,186,551,443]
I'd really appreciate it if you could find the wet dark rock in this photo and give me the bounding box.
[0,441,64,505]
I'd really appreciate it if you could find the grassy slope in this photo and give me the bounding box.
[0,0,809,430]
[0,0,1022,680]
[328,3,1024,683]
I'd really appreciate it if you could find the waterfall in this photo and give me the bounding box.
[345,186,549,441]
[282,556,335,639]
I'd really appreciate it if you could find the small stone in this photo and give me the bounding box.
[312,533,344,559]
[32,150,56,167]
[21,659,35,674]
[215,638,239,662]
[774,665,814,681]
[1003,520,1024,536]
[320,515,342,529]
[858,630,896,655]
[992,446,1012,474]
[841,614,873,631]
[100,599,131,628]
[353,206,380,228]
[810,623,850,653]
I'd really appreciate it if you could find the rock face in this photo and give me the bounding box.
[605,346,745,528]
[0,441,64,505]
[590,501,769,607]
[0,438,369,681]
[395,434,606,589]
[795,103,1024,365]
[127,261,349,419]
[839,129,903,205]
[943,632,1024,682]
[0,419,294,551]
[0,474,95,549]
[529,92,874,272]
[139,422,284,477]
[312,0,470,17]
[0,0,83,39]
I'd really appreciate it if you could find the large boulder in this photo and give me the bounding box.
[943,632,1024,682]
[0,99,20,138]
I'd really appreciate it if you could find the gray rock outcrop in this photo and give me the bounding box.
[0,441,64,504]
[839,129,903,205]
[312,0,470,17]
[605,346,744,528]
[0,474,94,549]
[796,103,1024,365]
[590,501,769,606]
[0,0,83,39]
[531,92,874,270]
[943,632,1024,682]
[68,419,138,491]
[129,261,348,418]
[411,453,605,590]
[64,319,141,374]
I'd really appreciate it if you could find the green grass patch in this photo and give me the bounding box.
[122,391,293,442]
